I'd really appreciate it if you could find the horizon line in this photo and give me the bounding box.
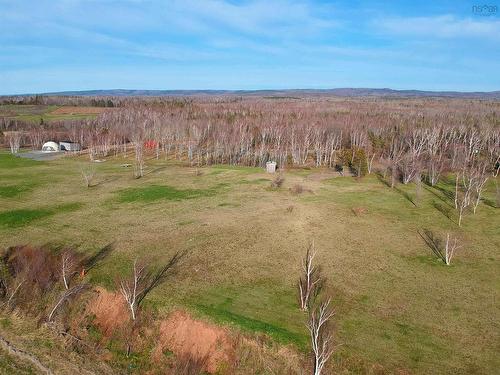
[2,87,500,97]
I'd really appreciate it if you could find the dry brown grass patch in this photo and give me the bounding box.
[87,287,129,339]
[234,336,304,375]
[153,310,235,374]
[271,174,285,188]
[290,184,312,195]
[351,206,368,216]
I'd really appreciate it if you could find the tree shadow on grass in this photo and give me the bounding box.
[376,173,416,206]
[93,175,121,187]
[433,184,455,202]
[147,166,168,175]
[375,172,391,188]
[423,185,452,206]
[394,186,417,207]
[482,197,498,209]
[82,242,115,273]
[417,229,446,263]
[136,249,187,307]
[431,200,456,224]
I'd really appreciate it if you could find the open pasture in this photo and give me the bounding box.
[0,104,109,123]
[0,151,498,374]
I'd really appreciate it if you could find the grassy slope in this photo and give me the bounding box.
[0,152,498,374]
[0,315,114,375]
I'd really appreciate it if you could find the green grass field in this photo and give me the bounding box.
[0,152,498,374]
[0,104,101,123]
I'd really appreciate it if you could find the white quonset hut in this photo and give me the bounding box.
[59,141,81,151]
[41,141,59,152]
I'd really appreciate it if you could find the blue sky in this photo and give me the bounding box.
[0,0,499,94]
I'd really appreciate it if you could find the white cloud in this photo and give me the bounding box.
[168,0,337,38]
[0,0,340,61]
[375,15,500,40]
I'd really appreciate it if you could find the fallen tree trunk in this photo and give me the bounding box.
[0,334,53,375]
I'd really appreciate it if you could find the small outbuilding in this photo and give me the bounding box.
[42,141,59,152]
[266,161,277,173]
[59,141,81,151]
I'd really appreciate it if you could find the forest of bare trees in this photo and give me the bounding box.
[2,96,499,217]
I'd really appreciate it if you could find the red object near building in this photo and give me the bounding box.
[144,140,157,150]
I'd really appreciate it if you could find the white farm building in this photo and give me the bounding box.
[59,141,81,151]
[42,141,59,152]
[41,141,81,152]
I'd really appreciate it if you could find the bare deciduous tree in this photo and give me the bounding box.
[6,131,22,154]
[60,250,78,290]
[1,279,25,309]
[3,96,499,193]
[307,298,335,375]
[81,166,96,188]
[419,229,462,265]
[119,259,146,321]
[120,251,185,321]
[298,243,323,311]
[471,161,489,214]
[455,170,474,227]
[386,135,404,188]
[48,284,86,322]
[401,128,425,184]
[27,126,45,150]
[444,233,461,266]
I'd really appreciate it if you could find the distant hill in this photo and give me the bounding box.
[10,88,500,99]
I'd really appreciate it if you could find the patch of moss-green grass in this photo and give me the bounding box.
[0,203,82,228]
[117,185,219,203]
[0,184,35,198]
[0,153,42,168]
[187,283,308,350]
[194,303,307,349]
[0,208,53,228]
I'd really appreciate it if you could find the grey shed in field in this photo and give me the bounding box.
[266,161,277,173]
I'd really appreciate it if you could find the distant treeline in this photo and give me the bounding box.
[1,97,499,184]
[0,95,201,107]
[0,95,119,107]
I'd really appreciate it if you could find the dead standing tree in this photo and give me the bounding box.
[471,161,489,214]
[119,250,185,321]
[81,166,96,188]
[132,128,146,178]
[0,279,25,310]
[455,169,474,227]
[47,249,86,322]
[401,128,426,184]
[60,250,79,290]
[119,259,146,321]
[119,251,185,357]
[454,129,489,225]
[48,284,87,322]
[419,229,461,265]
[307,298,335,375]
[444,233,461,265]
[425,127,448,186]
[298,243,323,311]
[5,131,23,154]
[27,125,45,150]
[386,135,404,188]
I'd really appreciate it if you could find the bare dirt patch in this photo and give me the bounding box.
[351,206,368,216]
[87,288,129,338]
[154,310,234,374]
